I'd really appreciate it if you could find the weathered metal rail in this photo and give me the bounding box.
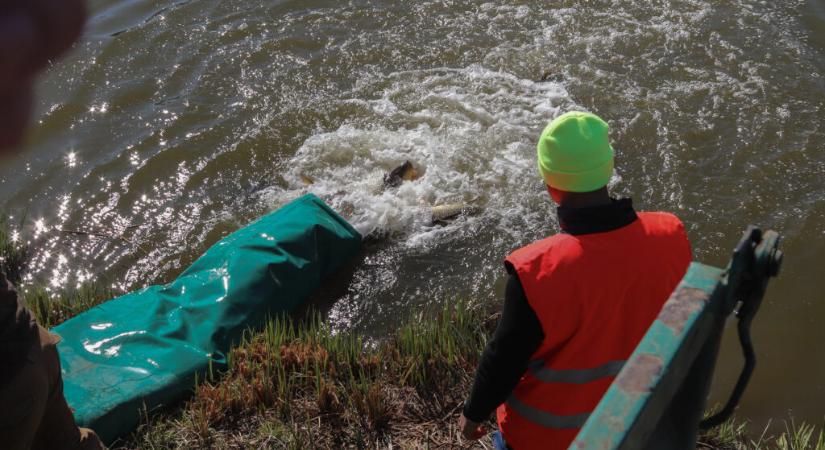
[570,227,783,450]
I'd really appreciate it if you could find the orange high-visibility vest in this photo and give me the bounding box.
[498,212,692,450]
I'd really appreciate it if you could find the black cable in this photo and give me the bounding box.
[699,300,757,429]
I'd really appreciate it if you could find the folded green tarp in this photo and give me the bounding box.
[52,194,362,444]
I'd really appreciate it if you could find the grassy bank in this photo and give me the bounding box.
[119,303,493,449]
[1,221,822,449]
[115,302,824,449]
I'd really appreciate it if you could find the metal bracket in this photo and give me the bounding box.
[700,227,782,428]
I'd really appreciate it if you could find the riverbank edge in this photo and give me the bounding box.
[114,301,823,450]
[1,223,822,449]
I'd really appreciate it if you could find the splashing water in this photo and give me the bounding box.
[257,66,577,241]
[1,0,824,427]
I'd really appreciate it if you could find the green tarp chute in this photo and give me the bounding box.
[51,194,362,444]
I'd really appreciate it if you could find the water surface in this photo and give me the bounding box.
[1,0,823,429]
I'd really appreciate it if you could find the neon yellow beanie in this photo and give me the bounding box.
[537,111,614,192]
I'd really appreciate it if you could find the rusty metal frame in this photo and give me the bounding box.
[569,263,726,450]
[570,227,782,450]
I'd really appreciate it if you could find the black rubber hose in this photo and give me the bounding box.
[699,311,756,429]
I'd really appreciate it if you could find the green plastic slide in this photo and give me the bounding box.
[52,194,362,444]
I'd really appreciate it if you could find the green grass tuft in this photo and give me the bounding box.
[21,283,115,328]
[1,216,114,327]
[0,217,28,284]
[698,415,825,450]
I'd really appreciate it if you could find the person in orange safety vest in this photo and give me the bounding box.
[458,111,692,450]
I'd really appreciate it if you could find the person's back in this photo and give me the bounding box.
[459,111,691,450]
[500,209,691,448]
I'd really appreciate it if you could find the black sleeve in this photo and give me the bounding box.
[462,270,545,422]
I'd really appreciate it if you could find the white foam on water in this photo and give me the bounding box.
[257,65,576,245]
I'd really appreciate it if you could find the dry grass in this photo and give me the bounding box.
[117,303,497,449]
[116,300,825,450]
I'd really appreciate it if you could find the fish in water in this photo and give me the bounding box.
[382,161,480,224]
[429,203,482,224]
[382,160,419,188]
[299,173,316,186]
[300,160,480,225]
[538,70,564,83]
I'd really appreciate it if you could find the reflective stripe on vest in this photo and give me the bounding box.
[506,359,626,428]
[527,359,626,384]
[506,395,590,429]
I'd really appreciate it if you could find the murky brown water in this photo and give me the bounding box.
[1,0,823,430]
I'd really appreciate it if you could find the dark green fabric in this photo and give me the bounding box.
[52,194,362,444]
